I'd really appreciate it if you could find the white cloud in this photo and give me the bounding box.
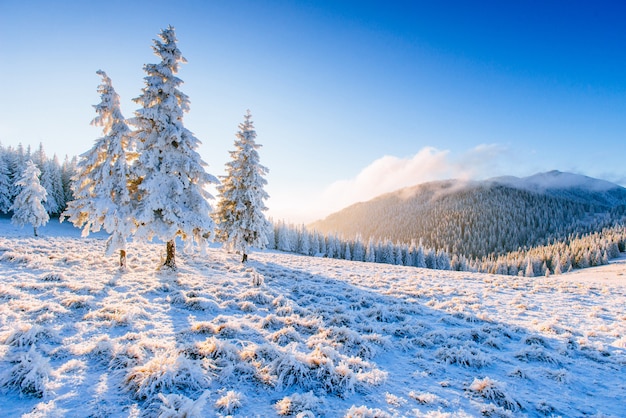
[316,144,508,219]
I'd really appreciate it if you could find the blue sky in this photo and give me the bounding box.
[1,1,625,222]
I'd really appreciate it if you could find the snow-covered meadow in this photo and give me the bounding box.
[1,219,625,417]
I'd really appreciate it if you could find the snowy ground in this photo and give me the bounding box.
[0,219,625,417]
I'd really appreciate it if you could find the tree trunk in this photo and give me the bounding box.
[242,253,248,263]
[164,240,176,269]
[119,249,127,269]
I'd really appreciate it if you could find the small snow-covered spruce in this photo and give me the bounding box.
[10,160,49,236]
[62,70,136,268]
[131,26,218,270]
[213,110,270,263]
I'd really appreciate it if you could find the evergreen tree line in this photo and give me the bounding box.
[269,220,453,270]
[271,219,626,277]
[469,224,626,277]
[0,142,77,217]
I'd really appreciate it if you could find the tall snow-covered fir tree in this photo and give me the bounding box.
[41,156,64,215]
[214,110,270,262]
[62,70,136,267]
[131,26,218,269]
[10,160,49,236]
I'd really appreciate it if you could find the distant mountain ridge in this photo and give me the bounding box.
[487,170,626,207]
[310,171,626,258]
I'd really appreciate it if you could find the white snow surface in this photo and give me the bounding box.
[1,218,625,417]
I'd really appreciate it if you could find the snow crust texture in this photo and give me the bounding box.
[0,221,625,417]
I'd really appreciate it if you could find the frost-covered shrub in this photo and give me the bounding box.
[286,314,322,335]
[275,391,321,416]
[514,345,560,365]
[3,323,57,348]
[124,351,209,400]
[60,295,93,310]
[364,305,405,323]
[408,391,445,406]
[189,321,218,334]
[308,327,388,360]
[215,390,243,414]
[239,301,256,312]
[84,304,148,327]
[0,346,51,398]
[168,290,188,305]
[271,345,312,390]
[344,405,391,418]
[240,289,273,305]
[467,377,521,412]
[183,337,253,382]
[184,337,240,363]
[170,291,219,311]
[239,342,281,386]
[522,335,549,347]
[328,313,354,327]
[270,326,302,346]
[202,316,255,339]
[435,343,491,368]
[268,343,385,396]
[109,342,145,370]
[260,314,286,330]
[158,391,208,418]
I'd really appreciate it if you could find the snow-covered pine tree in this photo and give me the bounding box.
[344,241,352,261]
[10,160,49,236]
[0,149,11,213]
[31,143,47,172]
[352,234,365,262]
[213,110,271,262]
[62,70,136,268]
[41,157,64,215]
[365,237,376,263]
[9,144,27,202]
[131,26,218,269]
[297,226,311,256]
[61,156,77,204]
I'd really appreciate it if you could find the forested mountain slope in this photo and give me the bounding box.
[310,171,626,258]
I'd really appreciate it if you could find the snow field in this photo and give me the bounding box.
[0,227,625,416]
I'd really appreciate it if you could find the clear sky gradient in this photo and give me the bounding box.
[1,1,625,222]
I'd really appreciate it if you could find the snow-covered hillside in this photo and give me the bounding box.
[1,220,625,417]
[310,171,626,260]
